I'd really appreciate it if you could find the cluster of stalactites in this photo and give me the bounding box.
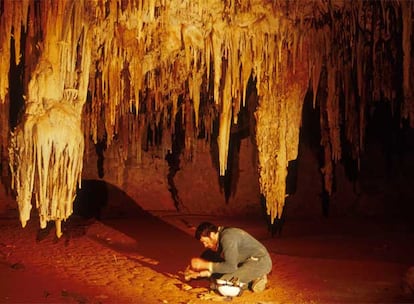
[307,0,414,195]
[9,99,85,238]
[1,0,413,223]
[6,0,91,236]
[46,0,312,220]
[83,0,307,168]
[82,0,414,219]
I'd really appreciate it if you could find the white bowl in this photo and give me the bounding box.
[217,284,241,297]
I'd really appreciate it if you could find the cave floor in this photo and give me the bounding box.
[0,209,414,304]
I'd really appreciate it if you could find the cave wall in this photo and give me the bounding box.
[80,134,262,216]
[73,96,414,221]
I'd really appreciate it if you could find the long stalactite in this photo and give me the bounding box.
[0,0,413,230]
[6,0,91,237]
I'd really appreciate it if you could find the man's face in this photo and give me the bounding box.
[200,232,218,251]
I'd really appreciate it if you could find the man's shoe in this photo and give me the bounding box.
[251,275,268,292]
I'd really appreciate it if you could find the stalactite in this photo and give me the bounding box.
[218,65,233,176]
[189,70,203,130]
[326,63,341,162]
[240,32,253,108]
[229,27,242,124]
[319,67,334,196]
[309,28,324,108]
[343,62,359,159]
[8,0,91,237]
[212,22,224,107]
[255,57,308,221]
[1,0,413,226]
[184,95,195,161]
[0,7,11,162]
[0,9,12,98]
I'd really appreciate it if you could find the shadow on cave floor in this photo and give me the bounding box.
[69,179,202,278]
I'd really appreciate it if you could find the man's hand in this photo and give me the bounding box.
[183,265,211,281]
[191,257,211,271]
[184,266,200,281]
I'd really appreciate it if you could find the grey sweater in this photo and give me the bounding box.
[211,227,271,274]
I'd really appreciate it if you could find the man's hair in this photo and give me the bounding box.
[195,222,218,240]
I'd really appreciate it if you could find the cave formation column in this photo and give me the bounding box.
[8,0,91,238]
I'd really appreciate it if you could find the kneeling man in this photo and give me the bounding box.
[185,222,272,296]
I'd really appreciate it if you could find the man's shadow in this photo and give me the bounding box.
[37,179,202,280]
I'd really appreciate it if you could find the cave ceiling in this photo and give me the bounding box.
[0,0,413,235]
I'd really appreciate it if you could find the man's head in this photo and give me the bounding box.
[195,222,219,251]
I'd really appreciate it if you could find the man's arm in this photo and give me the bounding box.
[191,257,213,272]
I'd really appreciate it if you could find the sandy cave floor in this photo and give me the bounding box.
[1,206,414,304]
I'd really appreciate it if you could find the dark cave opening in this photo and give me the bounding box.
[8,26,26,130]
